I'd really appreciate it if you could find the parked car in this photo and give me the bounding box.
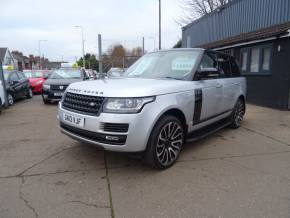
[42,69,89,104]
[0,79,5,112]
[23,70,51,94]
[58,49,246,169]
[3,70,33,105]
[107,67,125,78]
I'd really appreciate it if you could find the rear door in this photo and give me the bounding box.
[193,52,223,124]
[217,54,240,111]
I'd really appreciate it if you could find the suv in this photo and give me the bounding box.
[58,49,246,169]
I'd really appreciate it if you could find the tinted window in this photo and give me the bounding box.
[10,73,19,81]
[230,58,241,77]
[217,55,231,78]
[195,54,219,80]
[199,54,217,69]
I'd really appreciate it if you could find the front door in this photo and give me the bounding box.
[10,72,22,98]
[193,53,223,124]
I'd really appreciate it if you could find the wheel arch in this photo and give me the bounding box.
[149,107,188,138]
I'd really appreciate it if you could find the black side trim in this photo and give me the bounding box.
[194,109,233,125]
[187,117,231,143]
[193,89,203,125]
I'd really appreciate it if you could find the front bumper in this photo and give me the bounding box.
[42,89,65,101]
[58,102,156,152]
[31,84,43,93]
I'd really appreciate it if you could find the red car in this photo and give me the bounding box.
[23,70,51,93]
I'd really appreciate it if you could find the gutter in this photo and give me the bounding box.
[214,29,290,51]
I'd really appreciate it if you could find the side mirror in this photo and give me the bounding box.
[44,74,49,80]
[195,68,219,80]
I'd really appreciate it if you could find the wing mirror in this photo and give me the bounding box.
[195,68,219,80]
[44,74,49,80]
[12,80,19,85]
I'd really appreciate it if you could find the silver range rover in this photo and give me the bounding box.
[58,48,246,169]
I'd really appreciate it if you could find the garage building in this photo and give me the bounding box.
[182,0,290,110]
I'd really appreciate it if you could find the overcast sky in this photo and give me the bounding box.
[0,0,184,62]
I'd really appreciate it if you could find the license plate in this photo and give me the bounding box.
[63,113,85,128]
[54,92,64,97]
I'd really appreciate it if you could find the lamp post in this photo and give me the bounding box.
[74,25,85,69]
[158,0,161,50]
[38,40,47,70]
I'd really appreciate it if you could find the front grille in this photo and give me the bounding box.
[62,92,105,116]
[100,123,129,133]
[60,122,127,145]
[51,85,68,91]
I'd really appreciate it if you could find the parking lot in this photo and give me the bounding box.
[0,95,289,218]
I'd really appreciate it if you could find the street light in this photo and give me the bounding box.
[158,0,161,50]
[38,40,48,70]
[74,25,85,69]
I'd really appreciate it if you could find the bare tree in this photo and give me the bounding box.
[179,0,233,25]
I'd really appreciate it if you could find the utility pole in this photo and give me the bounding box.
[142,37,145,55]
[74,26,85,69]
[98,34,103,74]
[159,0,161,50]
[38,40,47,70]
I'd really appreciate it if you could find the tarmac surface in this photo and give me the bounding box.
[0,95,289,218]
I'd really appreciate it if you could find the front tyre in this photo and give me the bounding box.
[144,115,184,169]
[230,98,245,129]
[7,93,14,106]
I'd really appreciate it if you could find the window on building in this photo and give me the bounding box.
[250,48,260,73]
[239,44,272,75]
[262,48,271,71]
[241,50,248,71]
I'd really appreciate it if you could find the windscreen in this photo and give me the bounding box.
[3,70,11,80]
[124,50,201,80]
[50,70,82,79]
[24,71,43,78]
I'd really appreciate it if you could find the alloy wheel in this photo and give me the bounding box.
[8,94,14,105]
[234,100,245,126]
[156,121,183,166]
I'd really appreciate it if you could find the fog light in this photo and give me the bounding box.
[105,136,120,141]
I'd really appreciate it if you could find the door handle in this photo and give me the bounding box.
[216,83,223,88]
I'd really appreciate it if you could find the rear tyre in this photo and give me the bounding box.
[143,115,184,169]
[27,88,33,99]
[230,98,245,129]
[7,93,14,106]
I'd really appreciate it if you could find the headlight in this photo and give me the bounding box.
[43,84,50,90]
[34,80,43,85]
[103,97,155,113]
